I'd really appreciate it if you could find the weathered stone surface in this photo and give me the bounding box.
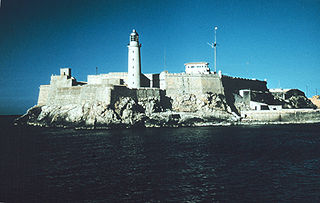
[310,95,320,109]
[284,95,316,109]
[16,91,320,129]
[16,94,237,128]
[270,89,316,109]
[234,89,316,112]
[138,97,163,116]
[171,93,231,113]
[241,109,320,123]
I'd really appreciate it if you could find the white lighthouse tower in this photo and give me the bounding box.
[127,29,141,89]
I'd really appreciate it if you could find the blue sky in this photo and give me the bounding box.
[0,0,319,115]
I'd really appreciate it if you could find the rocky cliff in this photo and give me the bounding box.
[233,89,316,112]
[310,95,320,109]
[279,89,316,109]
[16,90,320,129]
[16,93,237,129]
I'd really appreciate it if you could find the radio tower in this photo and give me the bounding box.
[207,26,218,73]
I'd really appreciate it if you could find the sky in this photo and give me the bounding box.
[0,0,319,115]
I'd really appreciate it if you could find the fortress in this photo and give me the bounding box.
[17,29,319,128]
[37,29,269,114]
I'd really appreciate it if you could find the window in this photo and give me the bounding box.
[130,35,138,41]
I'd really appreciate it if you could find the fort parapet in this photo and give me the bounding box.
[241,109,320,123]
[160,71,225,96]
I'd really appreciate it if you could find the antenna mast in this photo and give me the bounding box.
[207,26,218,73]
[214,26,218,73]
[164,48,166,69]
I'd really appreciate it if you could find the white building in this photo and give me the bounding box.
[184,62,210,74]
[128,29,141,89]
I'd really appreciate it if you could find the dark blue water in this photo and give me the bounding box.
[1,116,320,202]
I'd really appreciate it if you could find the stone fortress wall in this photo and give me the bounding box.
[37,70,163,107]
[38,77,114,106]
[221,75,268,93]
[87,72,127,85]
[159,71,225,97]
[241,109,320,122]
[87,72,160,88]
[37,67,268,110]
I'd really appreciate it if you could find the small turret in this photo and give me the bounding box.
[60,68,71,78]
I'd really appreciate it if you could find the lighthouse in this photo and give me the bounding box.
[127,29,141,89]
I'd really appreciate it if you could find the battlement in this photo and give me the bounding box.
[221,74,267,93]
[60,68,71,77]
[159,71,223,96]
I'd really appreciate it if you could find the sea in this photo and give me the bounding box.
[1,115,320,202]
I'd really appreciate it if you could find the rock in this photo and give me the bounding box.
[310,95,320,109]
[271,89,316,109]
[15,105,43,126]
[15,94,238,129]
[284,95,316,109]
[138,97,162,116]
[172,94,198,112]
[171,93,231,113]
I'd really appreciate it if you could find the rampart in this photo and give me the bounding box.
[87,72,127,85]
[241,109,320,122]
[50,75,77,87]
[87,72,160,88]
[44,84,113,106]
[38,82,162,107]
[160,72,224,97]
[110,86,162,105]
[38,85,50,105]
[221,75,267,93]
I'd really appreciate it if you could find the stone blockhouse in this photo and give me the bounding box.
[184,62,210,74]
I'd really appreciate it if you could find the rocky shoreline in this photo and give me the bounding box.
[15,94,237,129]
[15,93,320,129]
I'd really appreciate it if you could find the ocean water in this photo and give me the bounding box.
[1,116,320,202]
